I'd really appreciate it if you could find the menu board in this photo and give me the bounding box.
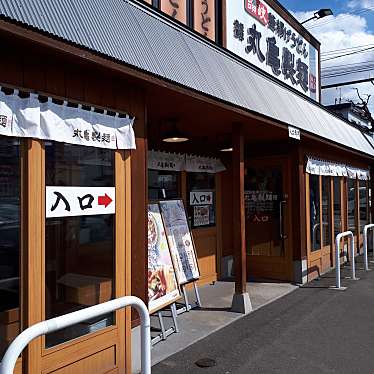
[148,204,180,313]
[159,200,200,284]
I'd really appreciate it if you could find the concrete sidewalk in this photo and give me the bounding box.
[153,255,374,374]
[150,280,297,366]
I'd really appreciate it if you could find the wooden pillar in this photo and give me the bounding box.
[291,145,307,284]
[231,125,252,314]
[370,166,374,224]
[24,139,44,374]
[130,94,148,322]
[355,177,360,254]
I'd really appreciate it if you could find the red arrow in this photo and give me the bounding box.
[98,193,113,208]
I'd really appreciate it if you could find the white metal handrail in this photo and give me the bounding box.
[0,296,150,374]
[363,224,374,271]
[335,231,356,289]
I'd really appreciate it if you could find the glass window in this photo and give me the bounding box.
[187,173,215,229]
[0,137,20,359]
[45,144,115,348]
[310,175,321,251]
[321,177,331,247]
[245,166,284,256]
[359,180,369,232]
[333,177,342,239]
[148,170,180,200]
[347,178,356,235]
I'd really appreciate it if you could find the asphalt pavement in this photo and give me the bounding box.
[153,256,374,374]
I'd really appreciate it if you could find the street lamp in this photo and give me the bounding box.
[301,8,333,25]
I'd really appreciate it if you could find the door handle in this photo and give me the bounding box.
[279,200,287,239]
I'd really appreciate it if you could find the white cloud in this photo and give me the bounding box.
[293,10,374,111]
[348,0,374,9]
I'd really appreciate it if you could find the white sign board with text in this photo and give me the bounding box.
[225,0,319,101]
[288,126,300,140]
[190,191,213,206]
[46,186,115,218]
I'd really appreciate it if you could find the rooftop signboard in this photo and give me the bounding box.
[225,0,320,101]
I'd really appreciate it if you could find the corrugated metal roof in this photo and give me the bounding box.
[1,0,373,156]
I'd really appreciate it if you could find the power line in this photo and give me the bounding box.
[322,43,374,56]
[322,61,374,72]
[321,63,374,78]
[323,60,374,68]
[322,67,374,78]
[321,46,374,62]
[322,66,374,77]
[323,60,374,71]
[322,77,374,89]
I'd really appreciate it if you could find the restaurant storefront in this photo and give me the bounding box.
[0,72,137,372]
[1,0,374,373]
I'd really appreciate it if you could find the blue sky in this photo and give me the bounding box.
[281,0,374,32]
[279,0,374,110]
[282,0,355,13]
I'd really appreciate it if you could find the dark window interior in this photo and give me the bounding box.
[0,137,20,359]
[310,175,321,251]
[45,143,115,348]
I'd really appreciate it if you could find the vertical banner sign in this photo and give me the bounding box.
[194,0,216,41]
[161,0,187,24]
[159,200,200,284]
[225,0,320,101]
[46,187,115,218]
[148,204,180,313]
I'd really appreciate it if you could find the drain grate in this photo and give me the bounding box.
[195,358,217,368]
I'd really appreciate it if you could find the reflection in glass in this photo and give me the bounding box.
[310,175,321,251]
[0,137,20,360]
[359,180,368,232]
[347,179,356,235]
[321,177,331,247]
[245,166,284,257]
[333,177,342,239]
[45,143,115,348]
[187,173,216,229]
[148,170,180,200]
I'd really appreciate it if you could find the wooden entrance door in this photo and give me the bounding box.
[307,174,334,280]
[320,177,333,273]
[245,157,292,281]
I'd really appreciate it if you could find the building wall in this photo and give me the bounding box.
[0,31,146,373]
[0,33,147,310]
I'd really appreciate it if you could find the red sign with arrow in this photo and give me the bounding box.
[98,193,113,208]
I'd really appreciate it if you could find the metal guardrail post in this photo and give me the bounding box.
[363,224,374,271]
[0,296,150,374]
[334,231,356,290]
